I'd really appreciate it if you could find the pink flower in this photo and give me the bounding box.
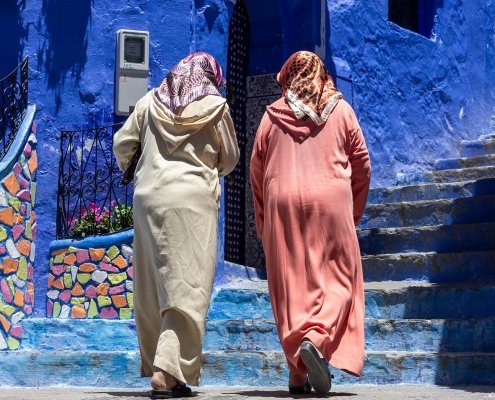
[88,202,100,213]
[110,200,118,207]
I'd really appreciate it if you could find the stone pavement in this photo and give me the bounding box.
[0,386,494,400]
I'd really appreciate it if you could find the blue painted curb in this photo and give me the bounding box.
[49,229,134,252]
[0,105,36,181]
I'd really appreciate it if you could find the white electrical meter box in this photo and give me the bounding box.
[115,29,150,116]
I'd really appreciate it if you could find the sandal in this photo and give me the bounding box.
[151,383,194,398]
[299,341,332,394]
[289,377,312,394]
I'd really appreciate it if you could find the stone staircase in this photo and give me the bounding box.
[207,132,495,386]
[1,134,495,387]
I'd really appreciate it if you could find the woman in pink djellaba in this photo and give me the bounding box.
[250,51,371,395]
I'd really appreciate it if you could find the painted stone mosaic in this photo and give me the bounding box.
[47,242,134,319]
[0,125,38,350]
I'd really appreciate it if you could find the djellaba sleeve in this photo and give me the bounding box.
[113,93,149,172]
[249,113,269,239]
[216,105,240,177]
[348,110,371,226]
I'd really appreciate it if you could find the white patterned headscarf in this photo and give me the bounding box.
[156,52,225,112]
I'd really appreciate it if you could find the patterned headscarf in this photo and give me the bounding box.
[156,52,225,112]
[277,51,342,125]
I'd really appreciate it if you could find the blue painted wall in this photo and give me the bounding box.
[1,0,204,316]
[329,0,495,186]
[1,0,494,315]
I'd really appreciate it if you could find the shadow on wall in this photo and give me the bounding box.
[37,0,93,111]
[0,0,28,77]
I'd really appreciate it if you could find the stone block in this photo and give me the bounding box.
[96,283,110,296]
[59,290,71,304]
[28,150,38,174]
[77,273,91,285]
[63,253,77,266]
[0,314,11,333]
[2,174,19,196]
[79,263,96,273]
[112,255,128,270]
[0,279,13,303]
[0,208,14,226]
[12,224,25,241]
[6,336,20,350]
[71,305,86,319]
[91,270,107,284]
[17,240,30,257]
[71,282,85,296]
[88,300,98,319]
[13,290,24,307]
[100,307,118,319]
[108,272,127,285]
[106,246,120,260]
[0,226,7,242]
[76,249,90,264]
[3,259,19,274]
[89,248,105,262]
[111,295,127,308]
[97,295,111,308]
[6,238,20,258]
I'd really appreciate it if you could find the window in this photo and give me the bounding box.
[388,0,444,38]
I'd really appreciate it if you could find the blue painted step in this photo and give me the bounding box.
[361,194,495,229]
[366,177,495,204]
[461,137,495,157]
[362,251,495,283]
[206,282,495,320]
[202,350,495,386]
[1,350,494,386]
[365,318,495,352]
[20,318,495,353]
[358,221,495,255]
[395,166,495,186]
[435,153,495,171]
[365,281,495,319]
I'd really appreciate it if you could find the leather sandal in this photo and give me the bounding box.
[288,377,312,394]
[151,382,194,398]
[299,341,332,394]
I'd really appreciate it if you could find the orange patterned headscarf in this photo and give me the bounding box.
[277,51,342,125]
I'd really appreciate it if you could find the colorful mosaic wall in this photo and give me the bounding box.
[47,241,134,319]
[0,126,38,350]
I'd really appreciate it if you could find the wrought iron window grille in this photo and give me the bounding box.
[57,122,134,239]
[0,56,28,161]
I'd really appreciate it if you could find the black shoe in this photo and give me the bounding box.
[299,341,332,394]
[151,383,194,398]
[289,378,312,394]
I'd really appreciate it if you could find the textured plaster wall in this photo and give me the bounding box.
[0,0,220,316]
[3,0,495,316]
[329,0,495,186]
